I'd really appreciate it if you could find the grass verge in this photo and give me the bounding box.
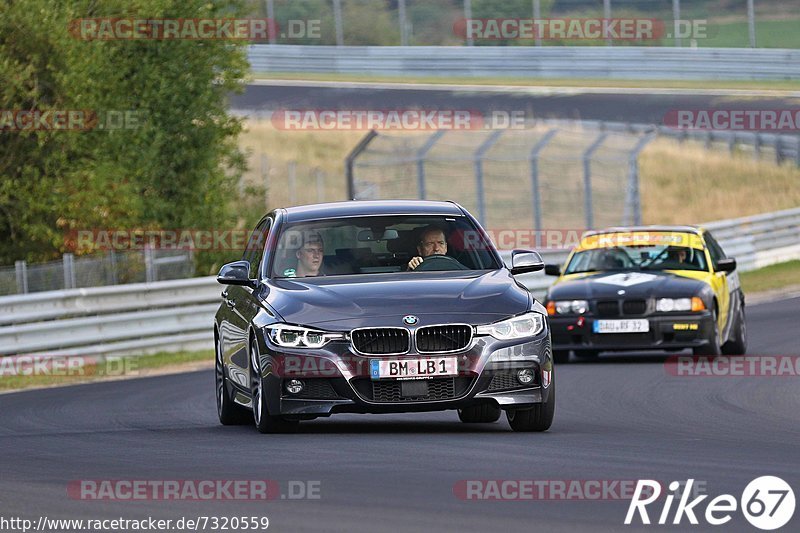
[250,72,800,92]
[740,260,800,294]
[0,349,213,392]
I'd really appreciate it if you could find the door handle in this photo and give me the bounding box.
[225,297,235,309]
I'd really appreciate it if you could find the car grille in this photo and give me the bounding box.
[622,299,647,315]
[350,377,474,402]
[350,328,409,355]
[596,300,620,317]
[415,325,472,353]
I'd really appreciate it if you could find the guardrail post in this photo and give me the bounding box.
[416,130,446,200]
[474,130,504,225]
[15,260,28,294]
[345,130,379,200]
[583,132,609,229]
[529,129,559,237]
[627,132,657,226]
[63,253,76,289]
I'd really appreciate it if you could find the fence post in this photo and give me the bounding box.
[288,160,297,205]
[63,253,76,289]
[672,0,681,47]
[261,153,270,208]
[464,0,473,46]
[474,130,504,225]
[753,132,761,160]
[15,260,28,294]
[728,133,736,154]
[333,0,344,46]
[747,0,756,48]
[398,0,408,46]
[529,129,558,239]
[583,132,608,230]
[316,168,325,202]
[627,132,657,226]
[532,0,542,47]
[416,130,446,199]
[144,246,155,283]
[776,136,784,165]
[265,0,276,44]
[108,250,118,285]
[345,130,379,200]
[603,0,612,46]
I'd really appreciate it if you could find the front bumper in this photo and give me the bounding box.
[549,311,714,352]
[253,333,553,417]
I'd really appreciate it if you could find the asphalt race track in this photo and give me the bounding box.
[232,82,800,124]
[1,296,798,532]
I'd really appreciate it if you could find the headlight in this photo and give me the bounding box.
[547,300,589,315]
[265,324,345,348]
[476,312,545,340]
[656,297,705,313]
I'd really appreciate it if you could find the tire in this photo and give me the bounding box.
[250,339,299,434]
[506,377,555,432]
[693,307,721,356]
[722,307,747,355]
[216,334,251,425]
[458,403,502,423]
[573,349,600,361]
[552,350,570,364]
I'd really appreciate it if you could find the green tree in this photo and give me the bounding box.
[0,0,248,271]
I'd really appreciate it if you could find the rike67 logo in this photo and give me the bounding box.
[625,477,795,530]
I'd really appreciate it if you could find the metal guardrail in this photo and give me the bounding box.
[1,207,798,358]
[247,45,800,80]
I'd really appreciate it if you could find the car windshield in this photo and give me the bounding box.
[564,244,708,274]
[271,215,501,278]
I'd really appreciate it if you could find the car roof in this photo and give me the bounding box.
[280,200,464,222]
[583,225,703,237]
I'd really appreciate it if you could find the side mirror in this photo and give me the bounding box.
[716,257,737,273]
[217,260,256,288]
[544,264,561,276]
[510,250,544,275]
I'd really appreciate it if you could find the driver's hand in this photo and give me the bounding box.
[407,256,423,270]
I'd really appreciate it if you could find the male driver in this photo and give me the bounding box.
[283,231,325,277]
[407,226,448,270]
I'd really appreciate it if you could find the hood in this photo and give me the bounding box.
[262,270,530,329]
[547,270,706,300]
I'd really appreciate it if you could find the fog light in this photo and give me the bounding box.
[285,379,304,395]
[516,369,535,385]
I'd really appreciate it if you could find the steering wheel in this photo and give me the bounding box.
[414,254,469,271]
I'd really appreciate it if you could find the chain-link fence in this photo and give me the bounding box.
[348,123,654,232]
[0,249,194,296]
[254,0,787,49]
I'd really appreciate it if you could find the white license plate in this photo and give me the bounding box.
[370,357,458,380]
[593,319,650,334]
